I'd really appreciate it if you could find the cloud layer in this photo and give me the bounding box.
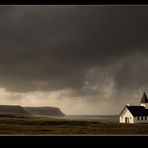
[0,6,148,114]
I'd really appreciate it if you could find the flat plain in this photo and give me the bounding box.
[0,115,148,135]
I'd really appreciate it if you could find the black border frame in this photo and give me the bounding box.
[0,1,147,146]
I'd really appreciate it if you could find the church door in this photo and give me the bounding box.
[125,117,129,123]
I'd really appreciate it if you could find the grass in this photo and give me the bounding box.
[0,115,148,135]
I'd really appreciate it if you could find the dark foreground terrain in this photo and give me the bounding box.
[0,115,148,135]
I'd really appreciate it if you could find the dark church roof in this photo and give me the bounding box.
[140,92,148,103]
[126,105,148,116]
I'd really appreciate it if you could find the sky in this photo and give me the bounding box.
[0,6,148,115]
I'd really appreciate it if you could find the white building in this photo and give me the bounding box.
[119,92,148,123]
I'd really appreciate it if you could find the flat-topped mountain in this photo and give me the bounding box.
[24,107,65,117]
[0,105,65,117]
[0,105,30,116]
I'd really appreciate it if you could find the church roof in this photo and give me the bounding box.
[140,92,148,103]
[127,106,148,116]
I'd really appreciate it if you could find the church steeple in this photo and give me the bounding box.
[140,92,148,103]
[140,92,148,108]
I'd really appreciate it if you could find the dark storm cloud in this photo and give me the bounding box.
[0,6,148,97]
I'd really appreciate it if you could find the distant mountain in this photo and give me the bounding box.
[24,107,65,117]
[0,105,30,116]
[0,105,65,117]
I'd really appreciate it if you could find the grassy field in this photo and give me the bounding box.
[0,115,148,135]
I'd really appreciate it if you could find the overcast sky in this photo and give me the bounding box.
[0,6,148,115]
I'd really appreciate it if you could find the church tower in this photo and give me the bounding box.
[140,92,148,109]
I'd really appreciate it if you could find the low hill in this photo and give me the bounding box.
[24,107,65,117]
[0,105,31,116]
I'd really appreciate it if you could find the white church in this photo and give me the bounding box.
[119,92,148,123]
